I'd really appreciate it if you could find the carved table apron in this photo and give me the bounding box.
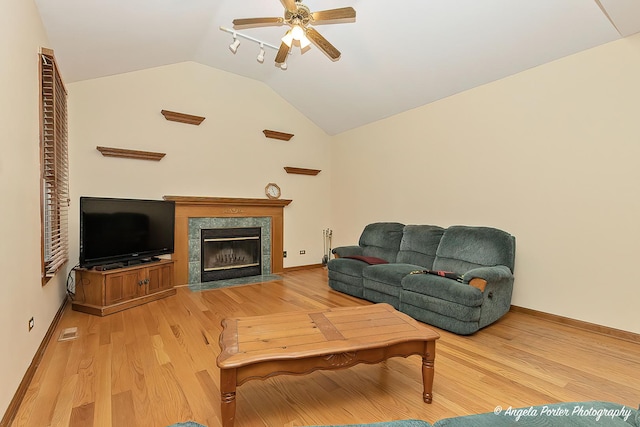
[216,303,440,427]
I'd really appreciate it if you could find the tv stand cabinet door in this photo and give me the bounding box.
[105,270,144,305]
[146,263,173,294]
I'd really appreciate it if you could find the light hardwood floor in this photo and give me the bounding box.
[10,267,640,427]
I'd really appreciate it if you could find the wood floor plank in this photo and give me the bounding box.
[123,340,152,424]
[110,331,134,396]
[23,340,73,427]
[93,342,113,427]
[9,267,640,427]
[111,390,135,427]
[49,373,78,427]
[69,403,94,427]
[72,330,100,408]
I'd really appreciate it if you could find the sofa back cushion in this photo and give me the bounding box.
[359,222,405,262]
[432,226,516,273]
[396,225,445,268]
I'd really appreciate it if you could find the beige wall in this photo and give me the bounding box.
[331,34,640,334]
[0,0,68,416]
[67,62,332,276]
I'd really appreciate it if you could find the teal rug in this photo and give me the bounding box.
[168,423,206,427]
[308,422,429,427]
[187,274,281,292]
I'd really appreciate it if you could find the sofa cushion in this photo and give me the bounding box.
[328,257,372,278]
[359,222,405,261]
[363,264,424,298]
[396,225,444,268]
[327,258,368,298]
[433,226,515,273]
[401,273,483,307]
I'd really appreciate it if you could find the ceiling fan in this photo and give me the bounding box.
[232,0,356,65]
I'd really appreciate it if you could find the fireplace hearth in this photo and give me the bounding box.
[201,227,261,282]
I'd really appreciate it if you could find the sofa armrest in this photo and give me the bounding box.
[462,266,513,292]
[332,245,363,258]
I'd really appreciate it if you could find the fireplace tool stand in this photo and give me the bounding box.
[322,228,333,266]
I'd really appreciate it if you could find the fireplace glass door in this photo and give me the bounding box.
[201,227,261,282]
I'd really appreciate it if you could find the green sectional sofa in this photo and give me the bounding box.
[327,222,516,335]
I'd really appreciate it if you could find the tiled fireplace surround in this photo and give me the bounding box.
[164,196,292,285]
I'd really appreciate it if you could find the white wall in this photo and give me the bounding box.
[67,62,332,276]
[331,34,640,334]
[0,0,68,416]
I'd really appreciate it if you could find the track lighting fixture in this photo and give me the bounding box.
[219,26,285,67]
[229,36,240,53]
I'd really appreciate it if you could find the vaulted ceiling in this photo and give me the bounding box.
[34,0,640,135]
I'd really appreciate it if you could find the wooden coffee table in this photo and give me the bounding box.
[216,303,440,426]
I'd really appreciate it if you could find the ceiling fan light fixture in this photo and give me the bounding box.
[281,30,294,47]
[280,61,288,70]
[291,25,305,40]
[299,33,311,49]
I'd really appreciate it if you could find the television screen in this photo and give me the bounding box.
[80,197,175,268]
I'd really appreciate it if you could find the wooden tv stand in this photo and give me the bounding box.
[72,259,175,316]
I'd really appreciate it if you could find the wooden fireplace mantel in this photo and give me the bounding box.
[164,196,292,285]
[164,196,292,208]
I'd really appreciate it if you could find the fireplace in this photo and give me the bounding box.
[163,196,292,286]
[201,227,261,282]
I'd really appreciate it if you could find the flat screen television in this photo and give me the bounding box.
[80,197,175,268]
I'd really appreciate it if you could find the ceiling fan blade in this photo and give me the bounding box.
[312,7,356,23]
[232,17,283,28]
[281,0,297,12]
[306,27,341,61]
[275,42,290,64]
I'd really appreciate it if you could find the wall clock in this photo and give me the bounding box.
[265,183,281,199]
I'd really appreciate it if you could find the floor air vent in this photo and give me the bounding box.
[58,327,78,342]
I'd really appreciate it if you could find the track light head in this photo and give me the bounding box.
[257,44,265,63]
[229,37,240,53]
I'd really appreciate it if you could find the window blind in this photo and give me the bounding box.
[40,49,69,282]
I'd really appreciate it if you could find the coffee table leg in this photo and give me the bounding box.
[421,341,436,403]
[220,368,237,427]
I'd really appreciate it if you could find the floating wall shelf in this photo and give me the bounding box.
[96,146,166,161]
[263,130,294,141]
[161,110,205,125]
[284,167,321,176]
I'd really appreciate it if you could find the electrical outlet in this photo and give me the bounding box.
[283,251,287,258]
[299,250,306,255]
[28,317,34,331]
